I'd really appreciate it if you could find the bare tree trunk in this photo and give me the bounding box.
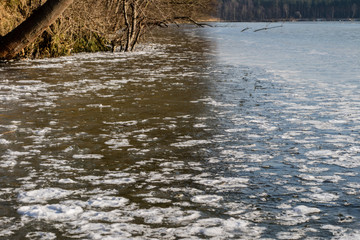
[122,0,141,52]
[0,0,73,60]
[123,0,131,52]
[129,1,138,50]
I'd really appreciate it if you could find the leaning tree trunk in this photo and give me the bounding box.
[0,0,73,60]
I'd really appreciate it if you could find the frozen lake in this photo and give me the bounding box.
[1,22,360,239]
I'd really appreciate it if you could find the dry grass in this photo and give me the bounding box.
[0,0,41,36]
[0,2,22,36]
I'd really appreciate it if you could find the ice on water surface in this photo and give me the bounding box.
[1,22,360,239]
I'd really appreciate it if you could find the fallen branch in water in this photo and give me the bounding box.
[174,17,213,27]
[1,130,16,135]
[241,27,251,32]
[254,25,283,32]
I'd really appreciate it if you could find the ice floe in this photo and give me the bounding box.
[191,195,223,204]
[105,139,131,148]
[171,139,211,147]
[25,232,57,240]
[18,188,73,203]
[87,196,129,208]
[73,154,104,159]
[18,204,83,221]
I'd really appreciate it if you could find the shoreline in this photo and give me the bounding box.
[205,18,360,23]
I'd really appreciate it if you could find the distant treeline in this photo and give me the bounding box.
[219,0,360,21]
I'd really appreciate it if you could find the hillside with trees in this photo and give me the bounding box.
[219,0,359,21]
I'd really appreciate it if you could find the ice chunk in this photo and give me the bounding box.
[58,178,77,184]
[293,205,320,215]
[310,192,339,202]
[0,139,11,144]
[26,232,56,240]
[105,139,131,148]
[72,154,103,159]
[18,188,72,203]
[144,198,172,204]
[87,196,129,208]
[18,204,83,221]
[191,195,223,204]
[171,140,211,148]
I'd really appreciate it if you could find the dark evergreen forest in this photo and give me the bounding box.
[219,0,360,21]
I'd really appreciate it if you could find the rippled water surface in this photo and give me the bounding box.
[1,22,360,239]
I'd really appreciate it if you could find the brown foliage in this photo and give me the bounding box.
[0,0,216,59]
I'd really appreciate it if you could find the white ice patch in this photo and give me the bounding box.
[309,192,339,203]
[198,97,237,107]
[18,188,72,203]
[33,127,52,136]
[80,210,133,223]
[298,174,343,183]
[86,104,111,108]
[225,128,250,133]
[93,178,136,185]
[0,139,11,144]
[72,154,103,159]
[292,205,321,215]
[144,197,172,204]
[105,139,131,148]
[191,195,223,204]
[193,123,207,128]
[2,150,29,161]
[131,207,195,225]
[90,173,136,185]
[186,217,264,239]
[0,159,17,168]
[87,196,129,208]
[305,150,336,158]
[321,225,360,239]
[27,63,64,69]
[67,222,134,239]
[325,155,360,168]
[171,140,211,148]
[276,205,321,226]
[104,120,138,126]
[18,204,83,221]
[58,178,77,184]
[221,149,245,158]
[197,177,249,189]
[276,231,304,240]
[167,210,201,225]
[131,208,165,224]
[26,232,56,240]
